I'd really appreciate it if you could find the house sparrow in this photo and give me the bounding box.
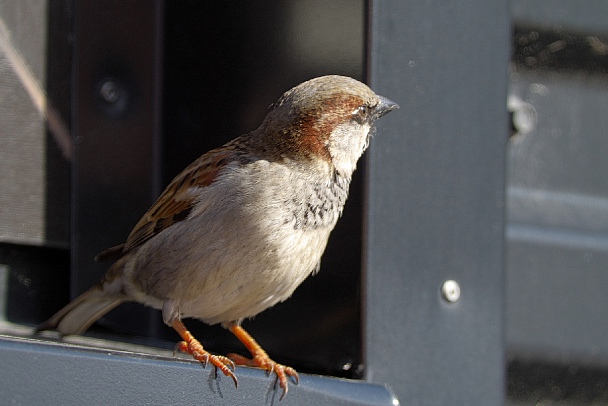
[38,75,398,399]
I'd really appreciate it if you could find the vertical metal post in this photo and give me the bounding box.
[365,1,509,404]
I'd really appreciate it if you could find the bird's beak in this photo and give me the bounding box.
[374,96,399,119]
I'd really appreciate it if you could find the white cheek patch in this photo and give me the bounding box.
[328,122,371,175]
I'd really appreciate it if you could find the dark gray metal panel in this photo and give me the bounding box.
[508,74,608,196]
[0,335,397,406]
[507,229,608,365]
[71,0,163,334]
[507,51,608,364]
[504,4,608,403]
[511,0,608,36]
[365,1,509,404]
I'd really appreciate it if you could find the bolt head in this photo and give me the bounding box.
[99,80,121,104]
[441,280,461,303]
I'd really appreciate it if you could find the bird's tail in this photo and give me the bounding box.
[37,284,126,335]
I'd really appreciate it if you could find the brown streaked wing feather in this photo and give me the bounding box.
[119,147,236,255]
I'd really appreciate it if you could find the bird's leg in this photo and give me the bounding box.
[227,324,299,399]
[171,319,238,388]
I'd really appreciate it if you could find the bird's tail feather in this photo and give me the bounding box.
[37,285,126,335]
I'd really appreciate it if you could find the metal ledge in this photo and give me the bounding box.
[0,334,398,405]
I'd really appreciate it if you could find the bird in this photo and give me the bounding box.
[38,75,398,399]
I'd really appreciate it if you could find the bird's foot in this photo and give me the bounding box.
[228,352,298,400]
[176,339,238,387]
[171,320,238,388]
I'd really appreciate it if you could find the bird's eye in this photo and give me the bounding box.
[353,105,370,122]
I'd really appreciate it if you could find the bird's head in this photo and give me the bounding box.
[255,75,399,176]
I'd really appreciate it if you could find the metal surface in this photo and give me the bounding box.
[506,2,608,403]
[511,0,608,36]
[507,50,608,365]
[366,0,509,404]
[0,335,398,406]
[71,0,164,335]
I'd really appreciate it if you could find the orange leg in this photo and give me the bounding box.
[228,324,299,399]
[171,319,238,388]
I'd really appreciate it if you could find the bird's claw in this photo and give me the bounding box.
[177,339,238,388]
[228,352,299,400]
[274,364,299,400]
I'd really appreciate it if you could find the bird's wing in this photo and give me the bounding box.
[115,145,237,257]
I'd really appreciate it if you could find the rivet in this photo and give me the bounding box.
[508,95,537,137]
[441,280,460,303]
[99,80,121,104]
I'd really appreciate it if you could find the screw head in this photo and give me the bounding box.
[441,280,461,303]
[508,95,537,137]
[99,80,121,104]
